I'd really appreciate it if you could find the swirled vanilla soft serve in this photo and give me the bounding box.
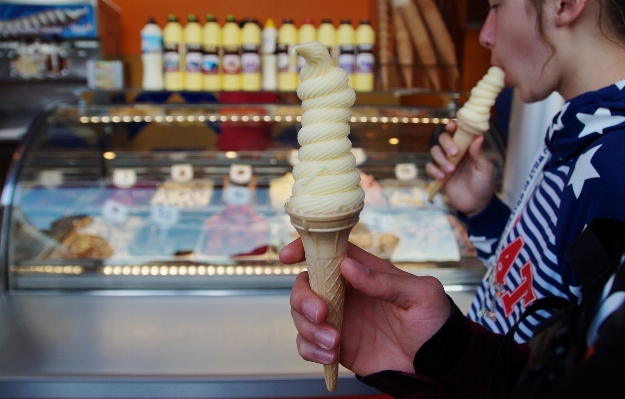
[286,41,365,214]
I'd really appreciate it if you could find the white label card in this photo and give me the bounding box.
[113,168,136,189]
[150,204,180,227]
[229,164,253,184]
[102,200,129,224]
[39,170,63,188]
[395,163,418,181]
[171,164,194,183]
[351,148,367,166]
[223,186,250,206]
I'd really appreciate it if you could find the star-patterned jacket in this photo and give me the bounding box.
[464,80,625,342]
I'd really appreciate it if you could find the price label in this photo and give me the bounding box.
[229,164,253,184]
[150,204,180,227]
[171,164,194,183]
[362,212,391,232]
[395,163,418,181]
[102,200,129,224]
[351,148,367,166]
[223,185,251,205]
[289,149,300,166]
[39,170,63,188]
[113,168,136,189]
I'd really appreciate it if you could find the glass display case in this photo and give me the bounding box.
[1,90,505,292]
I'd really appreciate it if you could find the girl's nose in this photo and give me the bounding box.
[479,12,495,49]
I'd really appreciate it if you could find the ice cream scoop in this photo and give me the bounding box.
[284,41,365,392]
[427,66,505,202]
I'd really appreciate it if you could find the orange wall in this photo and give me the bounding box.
[113,0,375,55]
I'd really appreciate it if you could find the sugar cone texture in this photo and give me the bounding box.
[285,202,364,391]
[427,124,477,203]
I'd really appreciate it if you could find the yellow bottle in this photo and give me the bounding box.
[297,18,316,72]
[241,18,261,91]
[355,20,375,92]
[336,19,355,87]
[184,14,202,90]
[163,13,184,91]
[202,13,221,91]
[277,18,297,91]
[317,18,335,61]
[222,14,241,91]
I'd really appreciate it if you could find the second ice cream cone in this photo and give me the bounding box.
[285,202,364,391]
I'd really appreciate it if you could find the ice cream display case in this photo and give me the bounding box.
[0,91,504,397]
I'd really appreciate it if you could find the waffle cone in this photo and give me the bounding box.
[427,123,480,202]
[285,202,364,391]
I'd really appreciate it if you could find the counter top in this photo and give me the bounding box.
[0,288,477,398]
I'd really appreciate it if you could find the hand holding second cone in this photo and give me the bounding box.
[281,239,451,377]
[426,121,496,216]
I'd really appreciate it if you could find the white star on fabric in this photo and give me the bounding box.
[576,108,625,138]
[568,145,601,198]
[615,80,625,90]
[469,235,498,253]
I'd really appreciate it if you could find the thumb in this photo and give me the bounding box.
[340,257,426,309]
[468,134,485,159]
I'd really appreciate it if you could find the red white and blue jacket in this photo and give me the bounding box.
[465,81,625,342]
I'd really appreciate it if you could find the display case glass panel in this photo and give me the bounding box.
[2,92,504,291]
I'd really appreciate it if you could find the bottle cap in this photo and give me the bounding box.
[168,14,177,22]
[321,18,333,24]
[206,13,216,22]
[264,18,275,28]
[188,14,197,22]
[340,19,351,24]
[301,18,314,25]
[226,14,235,22]
[147,17,157,25]
[360,19,371,24]
[283,18,294,24]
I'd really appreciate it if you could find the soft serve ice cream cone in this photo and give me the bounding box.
[285,40,365,392]
[427,66,505,202]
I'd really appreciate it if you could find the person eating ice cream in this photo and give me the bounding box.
[282,0,625,396]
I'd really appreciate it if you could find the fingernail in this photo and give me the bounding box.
[315,348,335,364]
[315,329,335,349]
[444,164,455,173]
[345,258,370,274]
[303,301,319,322]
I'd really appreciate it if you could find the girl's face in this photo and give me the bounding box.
[479,0,559,103]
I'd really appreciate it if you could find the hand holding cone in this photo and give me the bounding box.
[427,66,505,202]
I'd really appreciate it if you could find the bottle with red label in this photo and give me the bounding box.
[277,18,297,91]
[202,13,221,91]
[355,19,375,92]
[184,14,202,90]
[163,13,184,91]
[222,14,241,91]
[241,18,261,91]
[336,19,355,87]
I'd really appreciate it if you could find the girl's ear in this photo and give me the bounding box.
[553,0,587,27]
